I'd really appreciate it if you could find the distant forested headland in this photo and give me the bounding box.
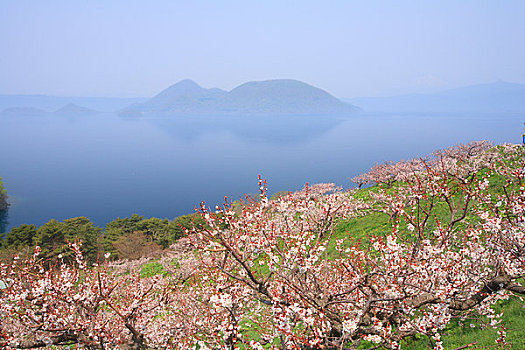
[0,177,7,211]
[0,178,7,234]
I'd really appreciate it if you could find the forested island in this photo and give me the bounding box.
[1,141,525,349]
[119,78,359,116]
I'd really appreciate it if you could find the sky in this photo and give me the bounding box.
[1,0,524,98]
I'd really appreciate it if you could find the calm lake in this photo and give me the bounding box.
[0,112,522,232]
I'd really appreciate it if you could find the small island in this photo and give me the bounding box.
[53,103,98,117]
[0,107,48,116]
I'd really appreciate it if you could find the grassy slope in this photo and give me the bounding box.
[331,174,525,349]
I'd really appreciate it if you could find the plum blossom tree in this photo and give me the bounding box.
[0,142,524,349]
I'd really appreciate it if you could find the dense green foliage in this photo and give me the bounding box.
[2,224,36,249]
[35,217,102,263]
[0,212,205,262]
[103,213,205,259]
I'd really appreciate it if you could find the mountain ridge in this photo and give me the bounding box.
[0,95,146,113]
[120,79,359,116]
[346,81,525,113]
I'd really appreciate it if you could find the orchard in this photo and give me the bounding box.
[1,142,524,349]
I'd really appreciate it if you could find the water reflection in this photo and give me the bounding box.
[0,111,522,232]
[144,115,346,143]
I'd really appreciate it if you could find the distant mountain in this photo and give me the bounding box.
[54,103,98,116]
[346,82,525,113]
[0,107,48,116]
[0,94,147,113]
[216,79,357,115]
[129,79,228,115]
[120,79,358,116]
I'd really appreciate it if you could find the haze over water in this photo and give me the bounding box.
[1,112,522,232]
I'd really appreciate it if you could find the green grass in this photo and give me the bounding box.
[397,297,525,349]
[140,261,167,278]
[328,211,390,256]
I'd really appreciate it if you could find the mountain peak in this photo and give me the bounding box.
[239,78,312,86]
[171,79,202,89]
[147,79,209,108]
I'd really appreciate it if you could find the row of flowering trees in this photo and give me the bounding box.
[1,141,524,349]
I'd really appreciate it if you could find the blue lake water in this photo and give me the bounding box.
[0,112,522,232]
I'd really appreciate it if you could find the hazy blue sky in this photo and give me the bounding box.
[1,0,524,98]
